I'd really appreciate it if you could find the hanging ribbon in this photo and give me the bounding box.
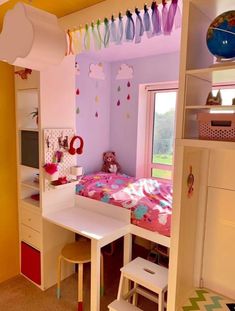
[97,19,103,47]
[166,0,179,34]
[103,18,110,48]
[110,15,117,43]
[174,3,182,29]
[116,12,124,44]
[66,29,74,55]
[135,8,144,44]
[162,0,168,34]
[151,1,161,36]
[143,4,152,38]
[91,22,101,50]
[84,24,91,50]
[125,10,135,41]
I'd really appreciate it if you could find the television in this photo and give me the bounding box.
[21,130,39,168]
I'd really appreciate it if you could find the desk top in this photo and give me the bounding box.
[44,207,129,243]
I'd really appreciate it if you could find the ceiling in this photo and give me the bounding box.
[0,0,105,26]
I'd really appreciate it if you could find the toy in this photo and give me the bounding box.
[101,151,121,174]
[206,90,222,105]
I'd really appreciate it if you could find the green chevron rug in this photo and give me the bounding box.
[182,289,235,310]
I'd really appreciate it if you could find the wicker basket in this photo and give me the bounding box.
[197,112,235,141]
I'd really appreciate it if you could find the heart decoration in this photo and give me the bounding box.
[117,86,121,92]
[76,88,80,95]
[95,111,98,118]
[127,94,131,100]
[117,100,121,106]
[127,81,131,87]
[76,107,80,114]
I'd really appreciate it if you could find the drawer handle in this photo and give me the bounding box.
[28,218,31,222]
[28,235,31,238]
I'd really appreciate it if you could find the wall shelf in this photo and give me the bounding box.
[21,180,39,191]
[177,139,235,150]
[186,66,235,84]
[49,179,78,190]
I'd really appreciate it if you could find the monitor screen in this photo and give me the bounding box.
[21,130,39,169]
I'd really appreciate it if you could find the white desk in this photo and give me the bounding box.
[44,206,131,311]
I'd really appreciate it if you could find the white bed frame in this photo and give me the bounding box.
[75,195,171,248]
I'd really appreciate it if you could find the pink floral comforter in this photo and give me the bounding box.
[76,173,172,236]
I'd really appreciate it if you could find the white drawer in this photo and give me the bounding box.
[21,224,41,250]
[21,208,41,232]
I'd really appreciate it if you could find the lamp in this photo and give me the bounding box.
[70,166,83,179]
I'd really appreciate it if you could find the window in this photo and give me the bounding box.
[145,84,177,182]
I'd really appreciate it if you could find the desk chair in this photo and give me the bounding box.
[57,239,104,311]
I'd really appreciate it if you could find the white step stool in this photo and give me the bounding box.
[117,257,168,311]
[108,299,143,311]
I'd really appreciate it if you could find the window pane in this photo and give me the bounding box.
[152,168,172,180]
[152,91,176,165]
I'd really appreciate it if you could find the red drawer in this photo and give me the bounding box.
[21,242,41,285]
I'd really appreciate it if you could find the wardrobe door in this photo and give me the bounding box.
[202,187,235,299]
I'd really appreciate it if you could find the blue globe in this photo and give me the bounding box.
[206,11,235,60]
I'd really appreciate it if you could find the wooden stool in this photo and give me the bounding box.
[57,240,104,311]
[108,299,143,311]
[116,257,168,311]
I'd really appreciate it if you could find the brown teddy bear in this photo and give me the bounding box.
[101,151,121,174]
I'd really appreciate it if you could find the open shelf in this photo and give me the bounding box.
[21,180,40,191]
[186,65,235,84]
[21,197,40,209]
[185,105,235,110]
[178,138,235,150]
[49,179,78,189]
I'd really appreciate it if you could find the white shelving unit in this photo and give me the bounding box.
[15,57,76,290]
[168,0,235,309]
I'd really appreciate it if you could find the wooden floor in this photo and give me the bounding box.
[0,239,158,311]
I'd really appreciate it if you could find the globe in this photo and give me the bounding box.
[206,10,235,60]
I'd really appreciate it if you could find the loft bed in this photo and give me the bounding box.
[75,172,172,248]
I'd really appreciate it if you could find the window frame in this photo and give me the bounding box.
[145,82,178,181]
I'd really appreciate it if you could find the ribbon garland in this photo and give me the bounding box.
[67,0,181,54]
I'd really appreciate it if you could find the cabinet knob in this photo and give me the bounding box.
[28,218,31,222]
[28,235,31,238]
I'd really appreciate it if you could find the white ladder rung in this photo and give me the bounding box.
[108,299,143,311]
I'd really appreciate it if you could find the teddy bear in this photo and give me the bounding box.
[101,151,121,174]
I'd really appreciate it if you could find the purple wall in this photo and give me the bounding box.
[75,54,111,173]
[75,52,180,175]
[110,52,180,176]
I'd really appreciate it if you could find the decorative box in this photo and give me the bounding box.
[197,112,235,141]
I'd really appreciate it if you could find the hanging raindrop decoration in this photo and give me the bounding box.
[103,18,110,48]
[116,13,124,45]
[151,1,161,36]
[135,8,144,44]
[125,10,135,41]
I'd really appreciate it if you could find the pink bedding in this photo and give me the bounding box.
[76,172,172,236]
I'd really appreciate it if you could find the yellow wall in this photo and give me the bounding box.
[0,61,19,282]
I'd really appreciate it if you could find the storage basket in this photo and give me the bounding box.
[197,112,235,141]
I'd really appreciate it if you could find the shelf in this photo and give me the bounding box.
[49,179,78,189]
[185,105,235,111]
[190,0,234,21]
[21,197,40,209]
[186,65,235,83]
[21,180,39,190]
[177,138,235,150]
[19,128,38,132]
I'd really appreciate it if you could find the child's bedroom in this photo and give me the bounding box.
[0,0,235,311]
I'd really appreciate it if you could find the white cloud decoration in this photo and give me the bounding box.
[0,2,66,70]
[116,64,134,80]
[89,63,105,80]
